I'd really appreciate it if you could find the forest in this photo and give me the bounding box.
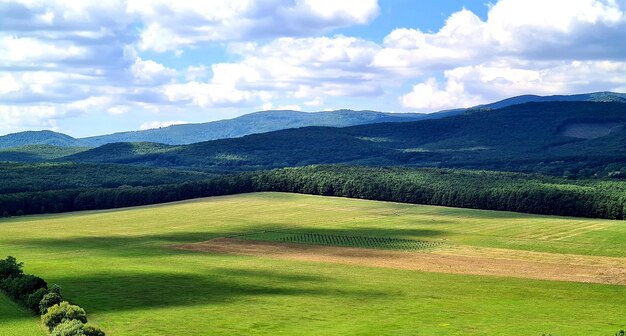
[1,165,625,220]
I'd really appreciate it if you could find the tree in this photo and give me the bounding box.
[0,256,23,279]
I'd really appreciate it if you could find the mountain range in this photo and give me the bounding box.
[61,101,626,178]
[2,91,625,150]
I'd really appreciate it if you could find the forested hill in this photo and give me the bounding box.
[62,101,626,178]
[0,109,443,149]
[0,130,78,149]
[79,109,443,146]
[476,91,626,110]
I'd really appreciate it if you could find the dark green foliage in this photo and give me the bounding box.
[42,301,88,331]
[40,291,63,315]
[2,165,625,220]
[0,162,212,194]
[0,145,89,162]
[0,274,47,302]
[25,287,49,313]
[251,166,626,219]
[49,320,105,336]
[0,173,252,217]
[0,256,23,279]
[82,325,106,336]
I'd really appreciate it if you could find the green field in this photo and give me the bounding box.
[0,294,44,336]
[1,192,625,335]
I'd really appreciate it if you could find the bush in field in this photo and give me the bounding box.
[83,324,106,336]
[42,301,87,331]
[39,291,63,314]
[0,256,23,279]
[50,319,85,336]
[25,287,49,313]
[50,320,106,336]
[0,274,47,301]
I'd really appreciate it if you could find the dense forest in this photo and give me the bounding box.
[1,166,625,220]
[0,162,212,194]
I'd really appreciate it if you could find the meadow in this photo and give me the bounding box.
[1,192,625,335]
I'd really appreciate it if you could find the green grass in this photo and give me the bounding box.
[0,294,44,336]
[1,192,625,335]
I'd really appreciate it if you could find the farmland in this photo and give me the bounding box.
[1,192,625,335]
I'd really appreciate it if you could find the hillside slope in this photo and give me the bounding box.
[61,101,626,177]
[0,130,79,149]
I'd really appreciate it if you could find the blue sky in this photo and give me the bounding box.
[1,0,626,137]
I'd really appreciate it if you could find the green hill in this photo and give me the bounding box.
[0,130,78,149]
[0,145,89,162]
[61,101,626,178]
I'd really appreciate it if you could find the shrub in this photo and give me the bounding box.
[0,274,47,301]
[39,291,63,315]
[42,301,87,331]
[49,284,62,295]
[0,256,23,279]
[50,319,85,336]
[50,320,106,336]
[25,287,49,313]
[83,324,106,336]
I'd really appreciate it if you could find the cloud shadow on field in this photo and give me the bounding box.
[54,269,390,314]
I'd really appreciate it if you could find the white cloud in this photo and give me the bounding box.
[128,0,380,52]
[0,0,381,134]
[2,0,626,134]
[131,57,176,84]
[400,78,482,110]
[261,102,302,111]
[139,120,187,130]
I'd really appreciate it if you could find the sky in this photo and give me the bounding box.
[1,0,626,137]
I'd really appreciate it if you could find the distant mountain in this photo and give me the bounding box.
[478,91,626,110]
[79,109,449,146]
[61,101,626,178]
[0,110,452,151]
[0,130,78,149]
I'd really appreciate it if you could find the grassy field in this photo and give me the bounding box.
[0,294,44,336]
[1,192,625,335]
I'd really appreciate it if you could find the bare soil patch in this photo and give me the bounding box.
[173,238,626,285]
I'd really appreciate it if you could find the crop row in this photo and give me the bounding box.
[274,233,442,250]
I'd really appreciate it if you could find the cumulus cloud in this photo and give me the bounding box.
[0,0,380,134]
[396,0,626,109]
[2,0,626,133]
[128,0,380,52]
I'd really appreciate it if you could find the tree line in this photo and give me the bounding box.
[1,166,625,220]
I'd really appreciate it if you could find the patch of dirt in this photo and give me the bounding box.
[173,238,626,285]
